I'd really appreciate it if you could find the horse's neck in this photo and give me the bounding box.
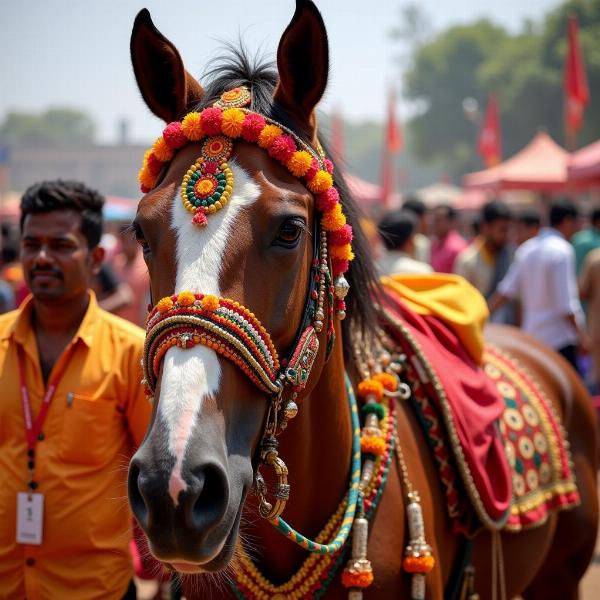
[247,331,352,580]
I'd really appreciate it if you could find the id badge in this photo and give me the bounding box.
[16,492,44,545]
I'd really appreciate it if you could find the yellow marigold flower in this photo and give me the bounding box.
[307,170,333,193]
[360,435,386,456]
[221,108,245,138]
[152,136,175,162]
[157,296,174,313]
[138,166,157,190]
[287,150,313,177]
[357,378,384,401]
[142,149,152,166]
[258,124,283,148]
[177,291,196,306]
[202,294,220,311]
[329,243,354,261]
[321,203,346,231]
[403,554,435,574]
[181,112,204,141]
[373,372,398,392]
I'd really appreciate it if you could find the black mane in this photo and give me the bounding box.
[195,45,382,358]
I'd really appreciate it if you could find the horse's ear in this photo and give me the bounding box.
[130,9,204,123]
[273,0,329,140]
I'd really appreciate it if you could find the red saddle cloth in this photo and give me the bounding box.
[380,290,512,530]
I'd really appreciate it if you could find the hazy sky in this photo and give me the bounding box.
[0,0,559,143]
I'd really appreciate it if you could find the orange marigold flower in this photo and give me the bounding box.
[156,297,174,313]
[329,243,355,261]
[357,378,384,401]
[152,136,175,162]
[138,166,157,191]
[321,203,346,231]
[373,372,398,392]
[202,294,220,311]
[181,112,204,141]
[341,569,374,589]
[221,108,245,138]
[360,435,386,456]
[307,170,333,193]
[287,150,313,177]
[403,554,435,574]
[177,291,196,306]
[258,124,283,148]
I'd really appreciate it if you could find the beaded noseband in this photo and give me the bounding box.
[139,87,351,520]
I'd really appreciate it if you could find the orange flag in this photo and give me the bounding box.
[381,89,402,208]
[477,93,502,167]
[564,14,589,143]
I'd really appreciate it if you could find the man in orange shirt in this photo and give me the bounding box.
[0,180,152,599]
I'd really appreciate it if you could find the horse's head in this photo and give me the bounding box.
[127,0,375,574]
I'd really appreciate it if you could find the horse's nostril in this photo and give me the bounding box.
[187,464,229,530]
[128,459,149,529]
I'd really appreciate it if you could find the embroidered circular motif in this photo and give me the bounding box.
[518,436,535,460]
[513,474,525,496]
[539,462,551,484]
[484,363,501,379]
[526,468,539,490]
[215,86,252,108]
[522,404,539,427]
[497,380,516,399]
[504,408,524,431]
[202,135,233,162]
[533,431,547,454]
[180,136,234,227]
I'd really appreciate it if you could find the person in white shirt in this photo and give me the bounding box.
[488,199,588,371]
[378,210,433,276]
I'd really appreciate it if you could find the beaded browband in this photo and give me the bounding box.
[139,86,352,519]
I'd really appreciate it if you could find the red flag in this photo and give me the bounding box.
[564,14,589,140]
[381,89,402,208]
[330,107,345,163]
[477,93,502,167]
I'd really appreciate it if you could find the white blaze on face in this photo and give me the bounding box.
[159,160,260,506]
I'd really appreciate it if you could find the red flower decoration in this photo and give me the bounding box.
[200,107,223,135]
[192,210,208,227]
[324,158,334,174]
[332,258,349,277]
[268,134,297,163]
[329,224,353,246]
[316,187,340,212]
[241,113,266,142]
[305,158,320,181]
[162,122,187,149]
[146,153,163,175]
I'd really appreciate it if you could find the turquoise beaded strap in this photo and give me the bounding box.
[268,373,361,555]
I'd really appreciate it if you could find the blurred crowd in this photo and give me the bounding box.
[376,197,600,395]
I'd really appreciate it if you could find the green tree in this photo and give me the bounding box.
[400,0,600,178]
[403,20,509,177]
[0,107,96,144]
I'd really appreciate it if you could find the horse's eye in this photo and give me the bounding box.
[126,220,151,256]
[274,219,304,247]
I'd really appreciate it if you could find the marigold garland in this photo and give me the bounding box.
[403,554,435,574]
[357,379,384,402]
[137,86,354,304]
[340,570,374,589]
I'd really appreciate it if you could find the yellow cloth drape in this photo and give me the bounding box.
[380,273,489,365]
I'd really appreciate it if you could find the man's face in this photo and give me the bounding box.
[483,218,510,251]
[561,216,579,241]
[20,210,103,302]
[432,209,452,239]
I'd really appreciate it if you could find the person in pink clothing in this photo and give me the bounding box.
[430,204,468,273]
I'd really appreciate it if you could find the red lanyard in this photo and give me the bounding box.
[17,344,77,451]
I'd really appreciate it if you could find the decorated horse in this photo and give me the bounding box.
[127,2,598,598]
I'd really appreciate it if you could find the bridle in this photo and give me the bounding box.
[138,86,352,520]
